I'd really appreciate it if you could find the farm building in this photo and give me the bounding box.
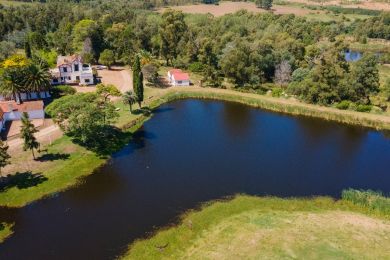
[167,69,190,86]
[0,100,45,131]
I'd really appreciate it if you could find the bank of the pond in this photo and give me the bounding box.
[0,223,13,243]
[157,88,390,131]
[124,192,390,259]
[0,114,150,208]
[1,86,390,208]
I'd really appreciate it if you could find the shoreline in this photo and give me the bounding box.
[0,86,389,246]
[159,87,390,131]
[123,193,390,259]
[1,86,390,208]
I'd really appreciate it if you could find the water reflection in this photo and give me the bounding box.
[0,100,389,260]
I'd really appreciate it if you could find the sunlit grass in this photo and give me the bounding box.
[124,194,390,259]
[0,223,13,243]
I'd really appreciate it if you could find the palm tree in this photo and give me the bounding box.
[0,68,24,103]
[122,90,138,113]
[22,64,51,99]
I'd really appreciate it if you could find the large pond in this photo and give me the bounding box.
[1,100,390,259]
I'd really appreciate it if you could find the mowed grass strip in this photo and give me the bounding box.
[124,195,390,259]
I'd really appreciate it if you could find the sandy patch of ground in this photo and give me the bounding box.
[98,66,133,93]
[158,1,323,16]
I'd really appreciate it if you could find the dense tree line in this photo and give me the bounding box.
[0,1,389,110]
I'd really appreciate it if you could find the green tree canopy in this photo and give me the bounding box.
[159,9,187,65]
[21,112,39,159]
[98,49,115,69]
[0,140,11,179]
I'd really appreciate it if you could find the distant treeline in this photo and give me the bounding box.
[0,0,390,109]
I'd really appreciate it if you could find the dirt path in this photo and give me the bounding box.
[7,124,62,153]
[99,66,133,93]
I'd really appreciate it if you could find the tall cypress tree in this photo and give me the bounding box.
[136,71,144,108]
[21,112,40,159]
[132,55,144,108]
[0,140,11,179]
[24,38,32,58]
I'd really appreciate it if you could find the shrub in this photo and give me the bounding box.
[342,189,390,215]
[51,85,76,99]
[356,104,372,112]
[336,100,350,110]
[188,62,204,73]
[271,87,283,97]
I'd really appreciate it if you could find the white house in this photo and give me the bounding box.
[50,54,94,86]
[167,69,190,86]
[0,91,50,102]
[0,100,45,131]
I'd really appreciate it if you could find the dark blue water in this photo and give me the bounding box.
[0,100,390,259]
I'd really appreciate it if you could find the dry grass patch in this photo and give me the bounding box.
[158,1,324,17]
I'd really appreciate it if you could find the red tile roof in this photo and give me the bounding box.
[172,72,189,81]
[0,100,44,113]
[57,54,82,67]
[169,69,183,74]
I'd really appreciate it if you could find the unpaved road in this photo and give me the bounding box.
[99,66,133,93]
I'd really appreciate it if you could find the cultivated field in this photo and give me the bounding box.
[158,1,323,17]
[158,1,377,22]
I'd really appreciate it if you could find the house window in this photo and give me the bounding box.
[68,77,71,80]
[63,67,67,73]
[74,64,79,72]
[60,77,64,81]
[85,79,90,83]
[178,81,182,84]
[76,76,80,81]
[53,79,58,83]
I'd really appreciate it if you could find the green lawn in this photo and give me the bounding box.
[0,0,36,6]
[124,194,390,259]
[0,136,106,207]
[379,64,390,86]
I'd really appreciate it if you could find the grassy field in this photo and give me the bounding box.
[124,193,390,259]
[0,136,106,207]
[379,64,390,86]
[0,0,35,6]
[160,1,373,23]
[0,223,13,243]
[350,39,390,53]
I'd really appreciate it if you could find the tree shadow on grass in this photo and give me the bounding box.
[71,125,134,158]
[36,153,70,162]
[132,107,152,116]
[71,124,158,158]
[0,171,48,191]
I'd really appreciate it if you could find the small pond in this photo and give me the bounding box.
[0,100,390,259]
[345,50,363,62]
